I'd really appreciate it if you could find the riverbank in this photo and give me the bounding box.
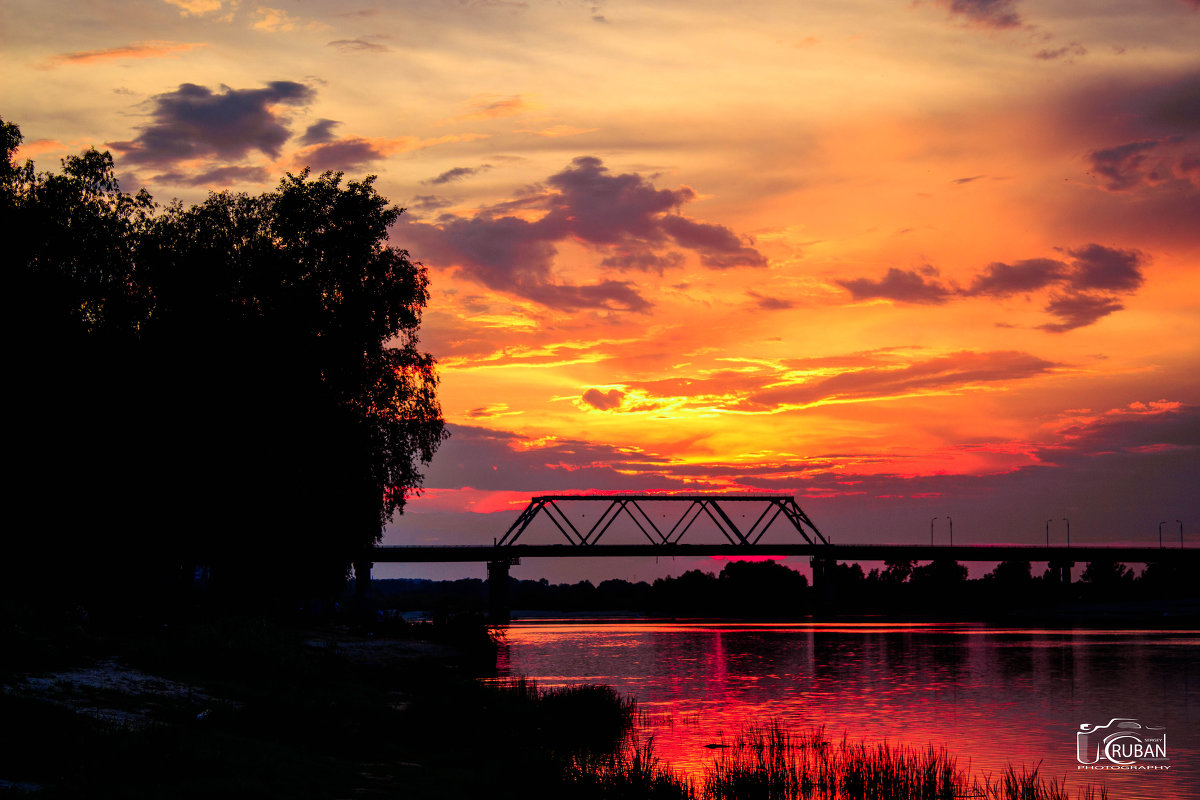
[0,614,524,798]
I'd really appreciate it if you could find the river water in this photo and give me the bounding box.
[496,621,1199,799]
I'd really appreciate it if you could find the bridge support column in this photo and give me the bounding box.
[1047,559,1074,587]
[810,556,836,614]
[487,559,518,624]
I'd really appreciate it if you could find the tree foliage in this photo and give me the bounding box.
[3,118,445,610]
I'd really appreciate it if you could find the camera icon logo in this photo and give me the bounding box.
[1076,718,1167,766]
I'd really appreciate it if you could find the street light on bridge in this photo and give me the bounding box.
[931,516,938,546]
[948,516,953,547]
[1063,517,1070,548]
[1046,518,1053,546]
[1179,520,1185,549]
[1160,521,1167,549]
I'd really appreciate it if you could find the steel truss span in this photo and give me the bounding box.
[496,494,829,548]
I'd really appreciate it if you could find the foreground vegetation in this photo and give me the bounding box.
[700,722,1107,800]
[560,720,1109,800]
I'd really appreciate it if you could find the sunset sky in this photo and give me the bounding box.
[6,0,1198,581]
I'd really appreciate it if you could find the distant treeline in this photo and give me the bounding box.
[358,558,1197,620]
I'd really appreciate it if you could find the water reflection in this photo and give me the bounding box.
[497,621,1199,800]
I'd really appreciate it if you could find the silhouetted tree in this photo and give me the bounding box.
[910,559,968,587]
[1138,561,1190,600]
[2,118,446,613]
[985,560,1032,584]
[719,560,809,616]
[1080,560,1133,589]
[651,569,721,614]
[882,558,916,583]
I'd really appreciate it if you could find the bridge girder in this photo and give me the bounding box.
[496,494,830,548]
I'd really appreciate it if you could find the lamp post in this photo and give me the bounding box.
[1046,519,1053,546]
[948,516,953,548]
[1160,521,1167,549]
[1179,520,1185,549]
[1063,517,1069,548]
[931,516,938,547]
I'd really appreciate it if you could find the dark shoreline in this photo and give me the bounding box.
[2,611,1189,797]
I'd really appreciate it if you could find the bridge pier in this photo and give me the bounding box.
[1046,559,1074,587]
[487,558,518,624]
[810,556,836,612]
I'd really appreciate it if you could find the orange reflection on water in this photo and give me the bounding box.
[497,620,1199,800]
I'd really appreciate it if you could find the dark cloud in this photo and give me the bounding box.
[399,156,767,311]
[109,81,314,166]
[299,118,340,146]
[747,291,795,311]
[1060,71,1200,141]
[1142,71,1200,131]
[1064,244,1145,293]
[541,156,693,246]
[409,195,454,212]
[837,267,954,305]
[402,213,652,312]
[426,164,492,185]
[600,251,685,273]
[149,164,270,186]
[1038,293,1125,333]
[846,245,1146,331]
[660,215,768,268]
[1088,139,1168,191]
[296,137,385,172]
[741,351,1060,411]
[1034,42,1086,61]
[581,388,625,411]
[406,214,557,293]
[965,258,1067,296]
[327,38,390,53]
[952,175,985,184]
[940,0,1023,29]
[1052,403,1200,455]
[522,281,652,313]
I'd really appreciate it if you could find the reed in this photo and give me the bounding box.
[700,722,1105,800]
[486,677,638,754]
[565,733,699,799]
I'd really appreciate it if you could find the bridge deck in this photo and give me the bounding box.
[371,543,1196,563]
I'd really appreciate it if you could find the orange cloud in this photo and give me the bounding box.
[252,8,297,32]
[443,95,534,124]
[163,0,221,15]
[520,124,598,138]
[43,41,204,68]
[15,138,66,158]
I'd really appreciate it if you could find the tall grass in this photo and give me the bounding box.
[565,733,699,800]
[697,722,1106,800]
[481,677,639,755]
